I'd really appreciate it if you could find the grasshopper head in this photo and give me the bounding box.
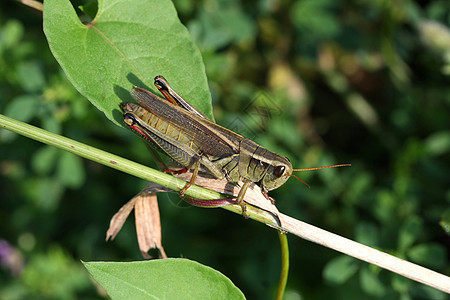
[262,156,293,191]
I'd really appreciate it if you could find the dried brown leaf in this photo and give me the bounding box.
[134,188,167,259]
[106,198,136,241]
[107,182,169,258]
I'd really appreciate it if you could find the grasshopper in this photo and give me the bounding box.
[120,76,350,215]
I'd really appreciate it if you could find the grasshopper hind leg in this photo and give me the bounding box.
[178,160,200,197]
[181,180,252,219]
[172,155,252,218]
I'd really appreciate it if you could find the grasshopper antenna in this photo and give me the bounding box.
[290,164,351,188]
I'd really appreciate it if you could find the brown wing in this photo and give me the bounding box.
[131,87,242,158]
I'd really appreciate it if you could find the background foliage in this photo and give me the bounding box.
[1,0,449,299]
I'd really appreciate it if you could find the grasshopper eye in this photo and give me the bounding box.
[273,165,285,178]
[154,76,168,91]
[124,113,138,126]
[154,79,163,89]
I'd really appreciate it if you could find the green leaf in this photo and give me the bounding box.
[41,115,62,134]
[424,131,450,156]
[323,255,359,284]
[355,222,379,248]
[22,246,91,299]
[189,6,255,50]
[1,19,24,48]
[410,284,447,300]
[17,61,46,92]
[31,145,59,175]
[57,151,85,188]
[439,208,450,234]
[82,259,245,300]
[359,267,385,297]
[43,0,213,125]
[24,177,64,211]
[291,0,340,39]
[407,243,446,268]
[4,95,39,123]
[398,217,423,251]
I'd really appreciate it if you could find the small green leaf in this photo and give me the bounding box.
[391,273,410,294]
[359,267,385,297]
[291,0,340,39]
[398,217,423,251]
[407,243,446,268]
[1,19,24,48]
[410,284,447,300]
[22,246,91,299]
[4,95,39,123]
[31,145,59,175]
[323,255,359,284]
[17,61,46,92]
[439,208,450,234]
[57,151,85,188]
[355,222,379,247]
[25,177,64,211]
[82,259,245,300]
[424,131,450,156]
[43,0,213,125]
[189,6,255,50]
[41,116,62,134]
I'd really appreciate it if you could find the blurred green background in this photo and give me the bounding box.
[1,0,449,299]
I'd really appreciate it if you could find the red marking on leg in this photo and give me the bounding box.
[164,167,189,175]
[129,125,150,139]
[183,197,237,207]
[128,124,161,150]
[184,195,249,218]
[161,90,177,105]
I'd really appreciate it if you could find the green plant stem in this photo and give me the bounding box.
[4,114,450,294]
[276,231,289,300]
[0,114,279,226]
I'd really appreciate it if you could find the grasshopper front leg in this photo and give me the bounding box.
[234,180,252,218]
[260,185,276,204]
